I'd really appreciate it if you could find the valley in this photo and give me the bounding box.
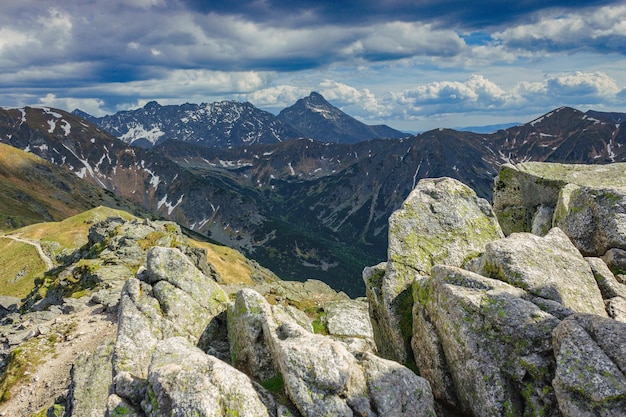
[1,95,625,296]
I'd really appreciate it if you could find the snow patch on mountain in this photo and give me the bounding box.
[157,194,184,215]
[120,123,165,145]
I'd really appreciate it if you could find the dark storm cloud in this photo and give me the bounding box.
[1,0,626,128]
[180,0,616,28]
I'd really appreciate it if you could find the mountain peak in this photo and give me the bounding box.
[278,93,406,143]
[305,91,328,103]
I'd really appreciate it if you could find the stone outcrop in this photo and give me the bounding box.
[229,287,436,417]
[493,162,626,236]
[365,177,503,364]
[552,314,626,415]
[366,167,626,416]
[15,214,432,417]
[472,227,607,316]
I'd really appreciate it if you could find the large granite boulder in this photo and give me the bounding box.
[143,336,273,417]
[587,257,626,322]
[412,265,561,416]
[227,288,279,382]
[472,227,607,316]
[388,177,504,274]
[227,288,436,417]
[552,314,626,416]
[554,184,626,256]
[68,340,115,417]
[113,246,229,410]
[493,162,626,236]
[365,177,503,364]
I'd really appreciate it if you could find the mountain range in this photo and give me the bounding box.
[1,95,626,296]
[74,92,406,149]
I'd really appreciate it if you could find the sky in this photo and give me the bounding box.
[2,0,626,132]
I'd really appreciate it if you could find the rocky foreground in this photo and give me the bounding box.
[1,161,626,416]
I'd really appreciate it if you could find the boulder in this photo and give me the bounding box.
[106,394,144,417]
[143,336,273,417]
[227,288,279,382]
[361,352,436,417]
[264,321,437,417]
[552,314,626,416]
[113,247,229,407]
[603,248,626,275]
[587,257,626,322]
[226,287,436,417]
[493,162,626,236]
[412,265,561,416]
[388,177,503,274]
[365,177,503,364]
[554,184,626,256]
[68,340,115,417]
[324,298,376,353]
[473,228,607,316]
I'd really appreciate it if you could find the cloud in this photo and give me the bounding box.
[38,94,106,116]
[391,75,508,113]
[494,4,626,54]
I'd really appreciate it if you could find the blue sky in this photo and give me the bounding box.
[2,0,626,131]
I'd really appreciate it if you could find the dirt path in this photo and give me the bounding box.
[1,234,55,271]
[0,305,118,416]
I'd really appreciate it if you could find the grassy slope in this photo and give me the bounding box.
[0,143,148,232]
[0,205,264,299]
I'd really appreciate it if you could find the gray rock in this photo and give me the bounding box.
[143,337,272,417]
[106,394,144,417]
[114,278,167,379]
[474,228,607,316]
[362,352,436,417]
[113,247,230,391]
[555,184,626,257]
[531,204,555,236]
[603,248,626,275]
[324,298,376,353]
[413,265,561,416]
[363,261,418,364]
[493,162,626,236]
[365,178,503,365]
[68,340,114,417]
[587,257,626,300]
[606,297,626,323]
[0,296,20,314]
[388,177,503,275]
[264,321,370,417]
[552,314,626,416]
[145,247,228,313]
[411,277,459,408]
[227,288,278,382]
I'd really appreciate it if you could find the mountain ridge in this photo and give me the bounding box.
[73,92,407,148]
[2,104,626,295]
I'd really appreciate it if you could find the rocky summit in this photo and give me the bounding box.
[366,162,626,416]
[1,161,626,417]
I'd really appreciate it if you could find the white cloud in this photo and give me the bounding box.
[350,21,465,58]
[318,80,388,115]
[494,4,626,54]
[545,71,620,97]
[38,93,106,116]
[393,74,507,108]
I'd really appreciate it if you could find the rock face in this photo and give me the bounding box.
[365,177,503,364]
[366,166,626,416]
[493,162,626,236]
[552,314,626,415]
[473,228,607,316]
[9,214,432,417]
